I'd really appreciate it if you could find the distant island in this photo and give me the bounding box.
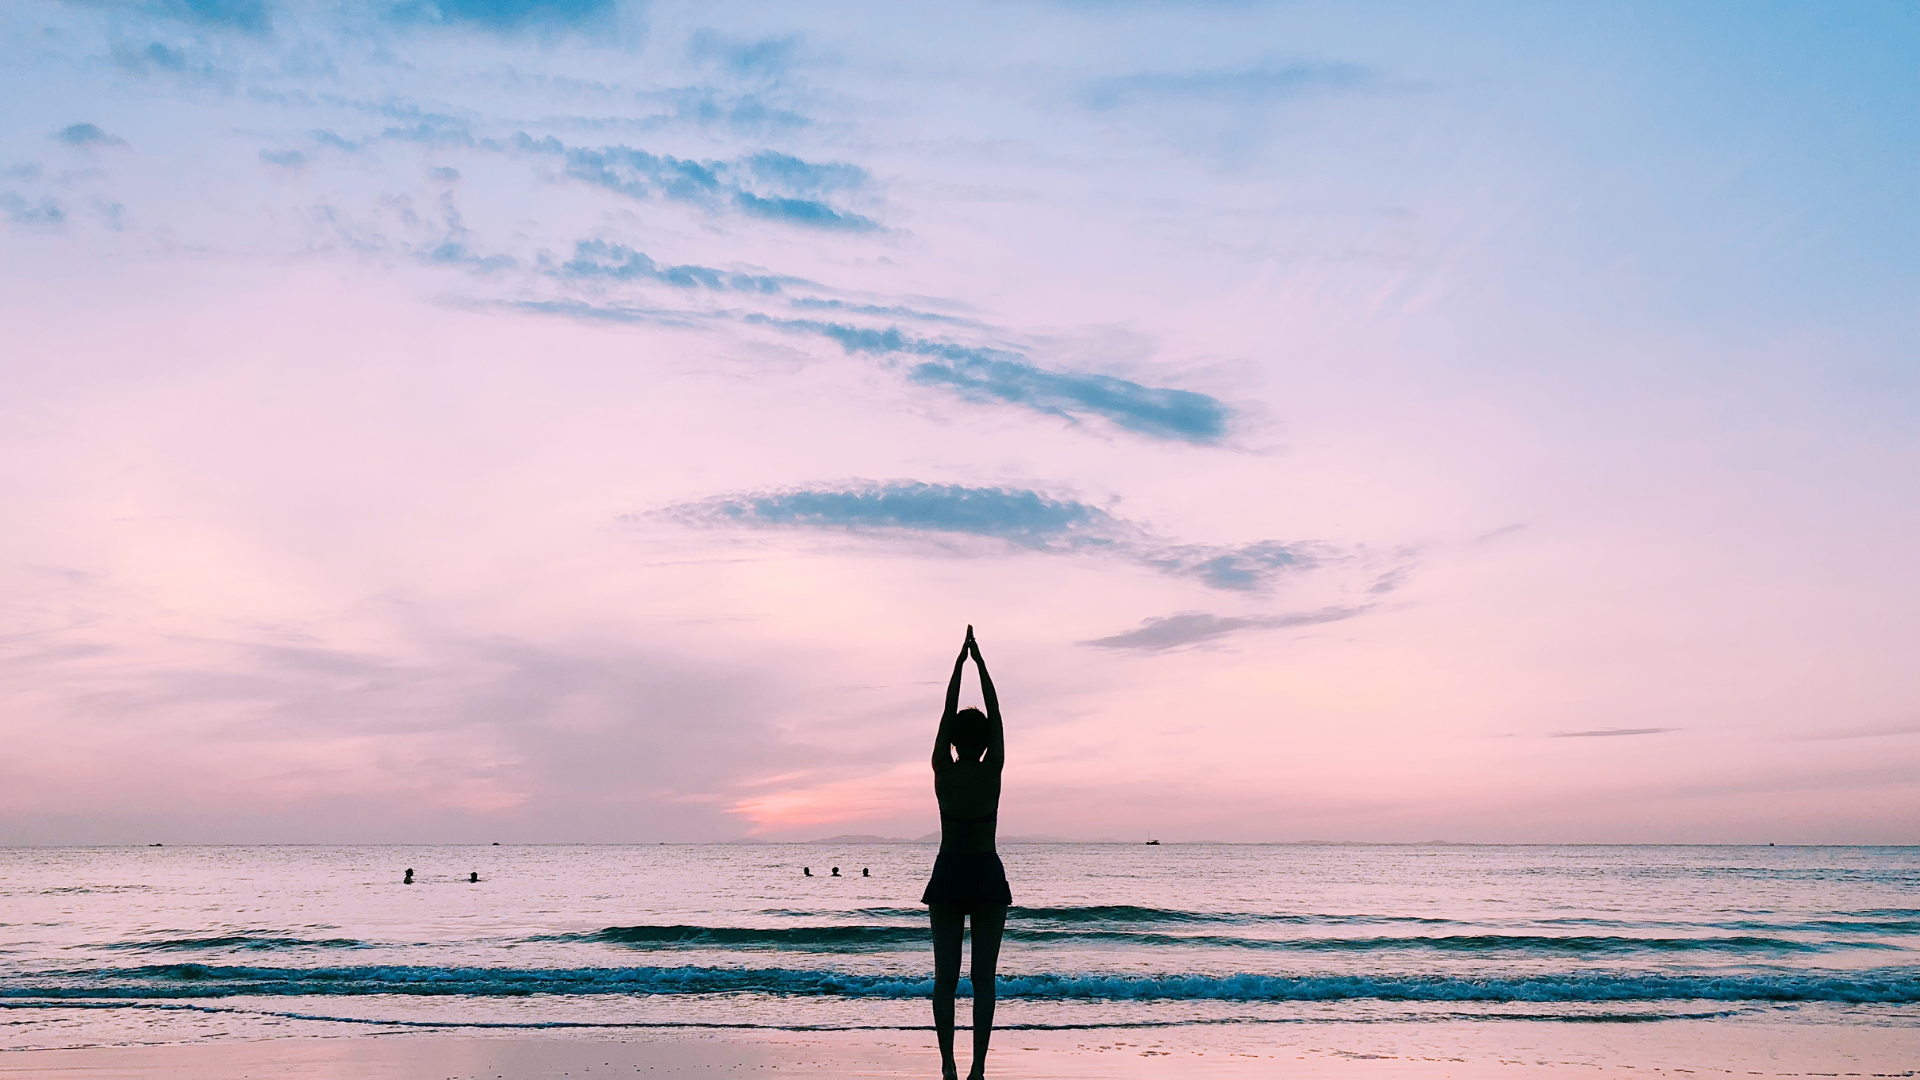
[718,833,1127,844]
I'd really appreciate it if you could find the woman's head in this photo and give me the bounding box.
[951,707,991,760]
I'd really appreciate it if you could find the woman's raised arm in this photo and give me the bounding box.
[968,628,1004,769]
[931,632,970,770]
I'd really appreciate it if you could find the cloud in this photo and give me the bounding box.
[687,30,801,77]
[504,298,708,329]
[1081,61,1376,110]
[1550,728,1676,738]
[520,137,877,231]
[787,298,980,327]
[0,625,800,842]
[385,116,482,148]
[662,481,1327,592]
[259,149,307,168]
[558,240,788,293]
[748,317,1230,442]
[740,151,866,194]
[107,36,234,83]
[1472,523,1527,544]
[426,240,514,270]
[1368,566,1413,594]
[313,130,361,152]
[732,191,875,231]
[137,0,270,33]
[1,192,66,226]
[391,0,617,31]
[670,482,1124,550]
[1081,607,1369,652]
[56,123,125,148]
[638,90,812,134]
[1143,540,1317,589]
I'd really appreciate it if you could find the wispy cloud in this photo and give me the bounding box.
[425,239,515,270]
[557,240,789,293]
[1081,606,1370,652]
[662,481,1325,592]
[1,192,66,226]
[145,0,271,33]
[687,31,802,78]
[56,123,125,148]
[1081,61,1376,110]
[636,89,812,134]
[1550,728,1676,738]
[391,0,618,31]
[670,482,1123,549]
[516,136,878,231]
[787,298,980,327]
[502,298,708,329]
[739,151,865,194]
[748,317,1231,442]
[109,39,233,86]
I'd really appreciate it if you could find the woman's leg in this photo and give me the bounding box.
[966,904,1007,1079]
[929,902,965,1080]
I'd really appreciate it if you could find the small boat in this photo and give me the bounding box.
[1144,839,1160,846]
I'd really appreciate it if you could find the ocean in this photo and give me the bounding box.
[2,843,1916,1054]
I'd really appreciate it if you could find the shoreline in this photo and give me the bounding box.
[4,1018,1914,1079]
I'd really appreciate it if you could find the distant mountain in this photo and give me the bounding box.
[720,832,1143,845]
[808,833,1126,844]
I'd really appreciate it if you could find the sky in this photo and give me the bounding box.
[1,0,1915,845]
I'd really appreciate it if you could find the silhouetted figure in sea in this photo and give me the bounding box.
[832,867,841,877]
[469,872,478,883]
[862,867,870,877]
[924,625,1009,1080]
[804,867,812,877]
[403,868,414,885]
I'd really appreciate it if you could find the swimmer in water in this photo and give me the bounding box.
[924,625,1009,1080]
[403,868,414,885]
[469,872,478,883]
[863,867,870,877]
[832,867,841,877]
[804,867,813,877]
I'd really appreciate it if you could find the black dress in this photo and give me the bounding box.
[921,813,1012,909]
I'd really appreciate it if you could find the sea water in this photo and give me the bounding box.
[1,844,1915,1050]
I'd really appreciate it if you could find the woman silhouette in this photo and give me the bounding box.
[923,625,1009,1080]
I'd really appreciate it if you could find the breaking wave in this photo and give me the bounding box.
[7,964,1917,1004]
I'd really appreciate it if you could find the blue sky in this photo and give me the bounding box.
[0,0,1914,843]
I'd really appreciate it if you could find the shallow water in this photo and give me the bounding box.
[1,844,1915,1048]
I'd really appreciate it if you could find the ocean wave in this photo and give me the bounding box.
[1009,906,1457,926]
[0,998,1756,1030]
[560,924,1898,955]
[768,906,1920,936]
[97,935,370,952]
[573,925,924,947]
[7,964,1918,1004]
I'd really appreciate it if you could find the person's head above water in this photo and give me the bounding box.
[949,706,991,762]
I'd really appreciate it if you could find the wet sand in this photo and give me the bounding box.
[3,1019,1913,1079]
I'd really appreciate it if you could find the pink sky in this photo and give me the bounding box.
[1,1,1914,843]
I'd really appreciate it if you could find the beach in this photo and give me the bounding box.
[6,1019,1916,1079]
